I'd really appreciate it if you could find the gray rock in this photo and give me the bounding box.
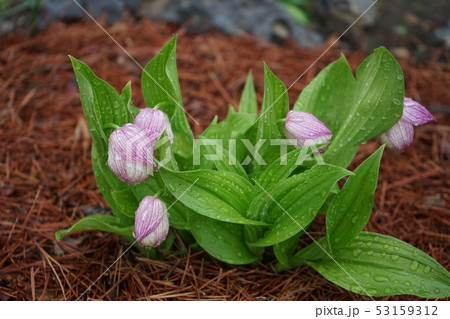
[319,0,378,27]
[433,21,450,50]
[87,0,124,24]
[0,20,15,36]
[124,0,142,10]
[139,0,323,48]
[38,0,85,29]
[39,0,140,28]
[39,0,86,26]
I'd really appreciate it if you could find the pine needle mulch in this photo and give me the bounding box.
[0,18,449,301]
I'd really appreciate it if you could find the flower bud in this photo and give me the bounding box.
[133,196,169,247]
[284,110,332,149]
[107,124,160,184]
[379,98,435,151]
[134,108,174,144]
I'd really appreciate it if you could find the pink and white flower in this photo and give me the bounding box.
[379,98,435,151]
[133,196,169,247]
[284,110,332,150]
[107,124,160,184]
[134,108,174,144]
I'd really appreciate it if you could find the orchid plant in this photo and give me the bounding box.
[56,36,449,298]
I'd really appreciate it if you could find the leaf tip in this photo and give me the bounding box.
[55,230,66,241]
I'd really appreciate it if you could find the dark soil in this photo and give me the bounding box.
[0,18,449,300]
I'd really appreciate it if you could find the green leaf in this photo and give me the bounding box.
[327,145,385,249]
[294,54,355,134]
[295,232,450,298]
[245,64,289,172]
[91,144,133,224]
[130,178,159,201]
[141,35,193,158]
[255,147,313,190]
[324,47,404,164]
[273,231,302,268]
[187,210,261,264]
[238,71,257,114]
[110,189,139,220]
[257,63,289,142]
[250,164,351,246]
[55,214,134,242]
[244,225,265,257]
[159,167,266,226]
[161,199,189,230]
[199,116,219,139]
[220,107,257,139]
[154,131,179,171]
[121,81,140,117]
[71,56,138,224]
[70,56,131,147]
[198,136,248,179]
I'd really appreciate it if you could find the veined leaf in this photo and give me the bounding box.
[257,64,289,140]
[71,56,137,224]
[70,56,131,147]
[294,232,450,298]
[325,47,404,164]
[161,199,189,230]
[91,144,133,224]
[327,145,385,249]
[238,71,257,114]
[294,54,355,134]
[257,64,289,139]
[121,81,140,117]
[141,36,193,158]
[198,137,248,179]
[255,147,313,190]
[55,214,134,242]
[187,210,261,264]
[273,231,302,268]
[159,167,265,226]
[110,188,139,220]
[256,64,289,164]
[250,164,351,246]
[154,131,179,171]
[130,178,159,201]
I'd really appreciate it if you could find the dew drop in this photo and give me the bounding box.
[390,254,399,261]
[350,285,363,294]
[396,287,405,293]
[374,274,390,282]
[352,248,362,257]
[367,288,378,295]
[423,266,431,274]
[409,260,419,271]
